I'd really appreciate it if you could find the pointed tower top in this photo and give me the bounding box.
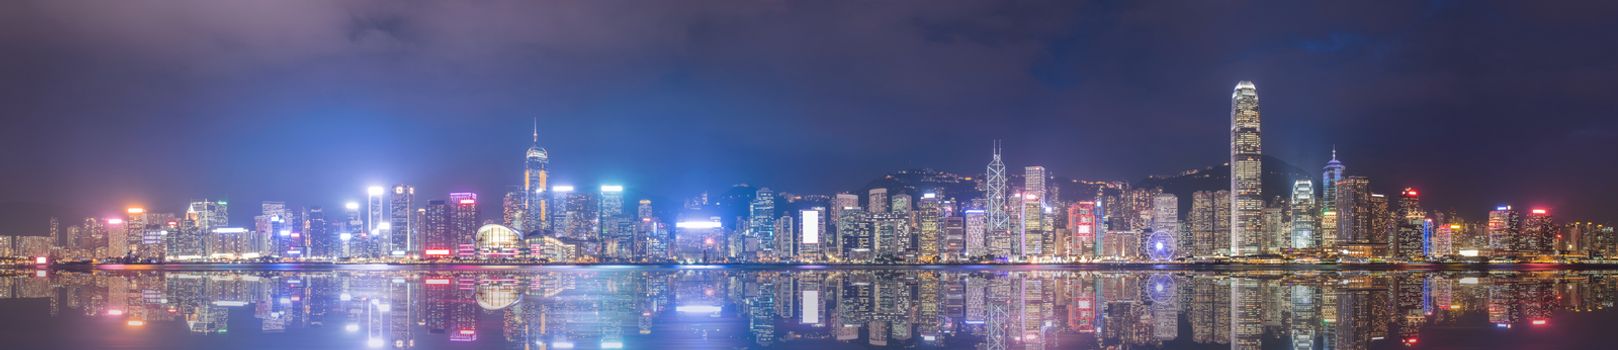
[1331,145,1337,160]
[532,118,539,145]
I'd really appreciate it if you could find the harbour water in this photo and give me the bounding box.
[0,266,1611,349]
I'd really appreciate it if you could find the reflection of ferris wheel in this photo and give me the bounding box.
[1146,274,1178,304]
[1145,230,1177,261]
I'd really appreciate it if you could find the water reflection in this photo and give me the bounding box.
[1,268,1613,349]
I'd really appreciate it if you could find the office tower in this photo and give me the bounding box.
[1068,202,1096,259]
[917,193,941,261]
[890,193,912,214]
[1393,188,1425,260]
[838,207,874,262]
[502,190,523,229]
[449,193,480,258]
[367,186,386,234]
[600,185,627,259]
[1230,81,1264,256]
[1148,194,1178,260]
[550,185,577,238]
[1335,176,1374,255]
[177,199,227,257]
[986,141,1010,259]
[749,187,777,258]
[1289,180,1318,251]
[1522,209,1554,256]
[306,206,330,259]
[389,184,415,256]
[1024,166,1047,201]
[187,199,229,232]
[942,216,965,261]
[341,201,363,258]
[257,201,289,258]
[873,211,907,259]
[1320,148,1345,250]
[798,208,825,261]
[1432,220,1455,258]
[1487,205,1521,255]
[1189,192,1214,256]
[1214,190,1231,256]
[831,193,859,234]
[868,188,889,214]
[422,200,451,257]
[1018,192,1044,259]
[1369,193,1391,256]
[964,209,987,258]
[523,121,549,232]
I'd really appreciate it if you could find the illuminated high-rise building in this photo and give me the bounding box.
[449,193,480,258]
[1335,176,1375,256]
[798,207,825,261]
[1290,180,1317,250]
[1229,81,1264,256]
[749,187,777,258]
[367,186,386,234]
[1189,191,1215,256]
[421,200,451,258]
[1522,209,1554,256]
[600,185,627,259]
[867,188,889,214]
[305,206,330,259]
[1320,148,1345,250]
[523,121,550,233]
[1393,188,1425,260]
[1487,205,1521,255]
[964,209,987,258]
[1067,202,1096,259]
[389,184,415,256]
[1024,166,1046,202]
[916,193,941,261]
[985,141,1009,259]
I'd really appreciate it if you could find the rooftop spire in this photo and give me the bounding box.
[1331,145,1337,161]
[532,117,539,145]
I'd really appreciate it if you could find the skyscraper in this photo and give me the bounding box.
[1487,204,1520,255]
[523,121,549,233]
[1290,180,1317,250]
[1068,202,1096,259]
[1522,209,1554,256]
[422,200,451,257]
[1393,188,1424,260]
[1229,81,1263,256]
[450,193,480,258]
[867,188,888,214]
[1149,193,1178,260]
[985,141,1009,259]
[1024,166,1046,202]
[1336,176,1375,256]
[389,184,415,256]
[1320,148,1345,251]
[367,186,386,234]
[749,187,777,258]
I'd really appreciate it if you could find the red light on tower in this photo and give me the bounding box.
[1531,209,1547,215]
[1402,188,1418,197]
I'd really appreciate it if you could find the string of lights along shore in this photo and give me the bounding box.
[5,81,1612,265]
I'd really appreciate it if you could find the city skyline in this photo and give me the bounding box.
[3,1,1618,231]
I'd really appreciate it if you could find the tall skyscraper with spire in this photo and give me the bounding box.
[1320,147,1345,250]
[985,140,1010,259]
[1229,81,1264,256]
[523,120,549,233]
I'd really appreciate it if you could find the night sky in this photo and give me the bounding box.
[2,1,1616,232]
